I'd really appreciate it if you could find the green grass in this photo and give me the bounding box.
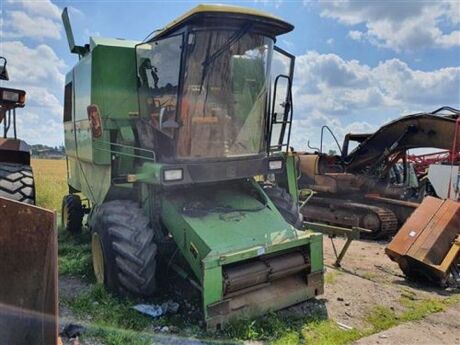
[225,313,305,341]
[364,293,460,335]
[58,228,93,278]
[302,320,363,345]
[85,327,151,345]
[63,284,153,331]
[324,270,342,285]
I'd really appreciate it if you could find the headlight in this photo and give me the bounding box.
[163,169,183,181]
[269,160,283,170]
[2,90,19,102]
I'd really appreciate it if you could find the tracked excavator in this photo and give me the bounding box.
[297,107,460,239]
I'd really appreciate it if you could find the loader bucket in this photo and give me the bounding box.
[0,197,58,345]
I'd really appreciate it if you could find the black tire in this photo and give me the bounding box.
[0,163,35,204]
[91,200,157,297]
[62,194,84,233]
[262,183,303,229]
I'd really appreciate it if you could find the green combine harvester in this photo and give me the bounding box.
[61,4,324,329]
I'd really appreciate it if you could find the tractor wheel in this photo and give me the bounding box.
[61,194,84,234]
[262,183,303,229]
[91,200,157,297]
[0,163,35,204]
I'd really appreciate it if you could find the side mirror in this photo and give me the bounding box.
[0,57,9,81]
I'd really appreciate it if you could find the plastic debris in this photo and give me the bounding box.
[336,321,353,331]
[133,300,180,318]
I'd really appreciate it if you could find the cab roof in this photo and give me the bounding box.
[153,4,294,40]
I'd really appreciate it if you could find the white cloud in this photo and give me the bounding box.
[0,40,66,145]
[320,0,460,51]
[1,41,65,86]
[348,30,363,41]
[289,50,460,151]
[7,0,61,19]
[3,0,62,40]
[3,11,61,40]
[326,38,334,45]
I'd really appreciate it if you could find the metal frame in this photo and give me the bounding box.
[269,46,295,153]
[2,108,17,139]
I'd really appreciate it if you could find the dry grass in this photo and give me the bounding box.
[31,158,67,211]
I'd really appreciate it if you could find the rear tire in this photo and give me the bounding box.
[61,194,84,233]
[262,183,303,229]
[0,163,35,204]
[91,200,157,297]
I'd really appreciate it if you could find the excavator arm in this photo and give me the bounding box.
[344,107,460,174]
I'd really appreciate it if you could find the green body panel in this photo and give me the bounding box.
[159,181,324,320]
[64,38,140,203]
[285,153,299,201]
[67,157,111,204]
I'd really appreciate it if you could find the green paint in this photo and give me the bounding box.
[63,7,324,328]
[285,153,299,201]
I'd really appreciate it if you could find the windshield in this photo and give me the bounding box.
[177,30,272,159]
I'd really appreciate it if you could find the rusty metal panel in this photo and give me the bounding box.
[0,197,58,345]
[386,196,460,284]
[386,197,444,257]
[408,199,460,265]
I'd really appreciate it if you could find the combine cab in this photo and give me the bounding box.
[61,5,324,328]
[0,57,35,204]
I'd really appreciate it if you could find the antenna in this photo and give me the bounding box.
[61,7,89,58]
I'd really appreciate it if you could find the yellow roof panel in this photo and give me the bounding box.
[153,4,293,39]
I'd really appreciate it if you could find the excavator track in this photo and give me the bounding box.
[369,207,399,239]
[301,196,399,239]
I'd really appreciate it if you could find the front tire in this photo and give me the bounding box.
[61,194,84,233]
[91,200,157,297]
[0,163,35,204]
[262,183,303,229]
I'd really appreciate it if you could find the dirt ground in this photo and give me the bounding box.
[59,237,460,344]
[354,302,460,345]
[323,238,460,345]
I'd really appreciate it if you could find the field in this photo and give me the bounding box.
[32,158,68,211]
[31,159,460,345]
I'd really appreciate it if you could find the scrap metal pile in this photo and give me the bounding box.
[297,107,460,239]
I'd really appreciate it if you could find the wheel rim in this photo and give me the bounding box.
[92,232,105,284]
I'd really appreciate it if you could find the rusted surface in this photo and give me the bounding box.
[0,197,58,345]
[207,272,322,330]
[301,196,398,239]
[223,251,309,295]
[345,112,460,173]
[386,196,460,284]
[0,138,20,150]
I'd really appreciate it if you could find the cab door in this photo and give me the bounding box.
[269,46,295,152]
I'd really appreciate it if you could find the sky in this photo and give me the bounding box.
[0,0,459,152]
